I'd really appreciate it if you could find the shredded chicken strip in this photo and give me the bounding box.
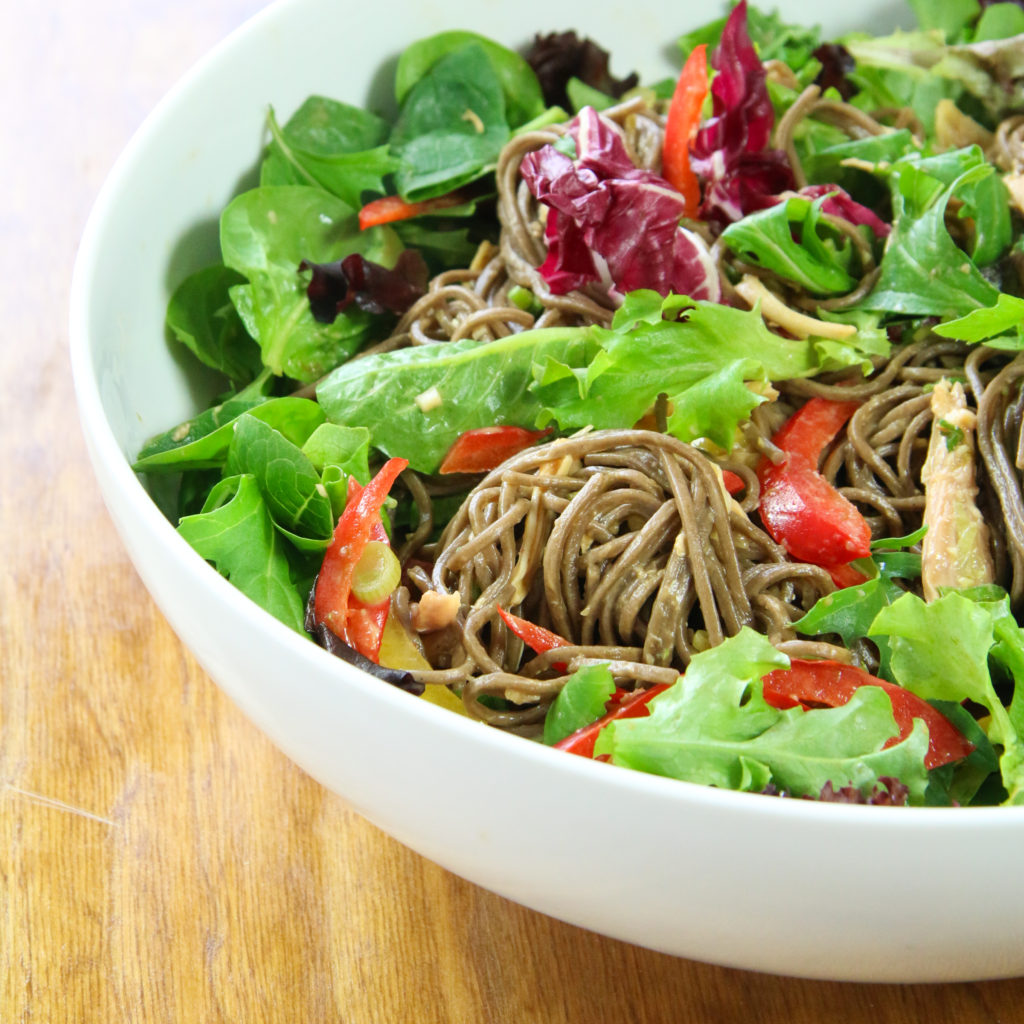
[920,379,995,601]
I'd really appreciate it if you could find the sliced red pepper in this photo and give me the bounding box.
[661,43,708,217]
[761,659,973,770]
[721,469,746,496]
[770,396,860,464]
[758,397,871,576]
[555,683,673,759]
[358,190,467,231]
[497,606,570,672]
[439,426,552,475]
[313,457,408,662]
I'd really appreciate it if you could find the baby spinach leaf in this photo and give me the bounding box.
[165,264,262,385]
[542,664,617,746]
[261,104,398,209]
[177,474,308,633]
[301,423,371,480]
[134,395,324,473]
[225,414,335,548]
[316,325,596,473]
[394,31,544,127]
[220,185,402,382]
[390,44,512,202]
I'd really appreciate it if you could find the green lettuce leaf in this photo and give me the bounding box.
[594,628,930,801]
[868,591,1024,804]
[533,292,865,451]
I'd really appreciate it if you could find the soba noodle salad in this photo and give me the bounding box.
[137,1,1024,806]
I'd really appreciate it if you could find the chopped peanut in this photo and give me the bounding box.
[411,590,462,633]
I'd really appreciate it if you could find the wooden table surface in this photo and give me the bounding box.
[4,1,1024,1020]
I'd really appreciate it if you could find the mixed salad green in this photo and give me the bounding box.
[138,0,1024,806]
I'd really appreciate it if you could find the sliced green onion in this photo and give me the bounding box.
[350,541,401,605]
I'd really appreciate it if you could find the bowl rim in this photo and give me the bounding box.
[67,0,1024,833]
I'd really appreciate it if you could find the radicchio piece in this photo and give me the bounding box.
[524,31,639,111]
[690,0,796,230]
[762,777,911,805]
[301,249,428,324]
[521,106,721,302]
[304,581,424,695]
[798,183,891,238]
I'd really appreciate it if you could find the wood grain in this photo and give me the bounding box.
[3,1,1023,1020]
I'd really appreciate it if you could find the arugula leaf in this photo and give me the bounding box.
[933,292,1024,347]
[542,664,617,745]
[594,628,930,801]
[220,185,402,382]
[390,45,512,202]
[225,414,335,550]
[165,264,263,385]
[858,148,1007,317]
[176,474,309,633]
[720,192,859,295]
[316,325,596,473]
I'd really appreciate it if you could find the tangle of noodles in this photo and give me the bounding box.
[297,50,1024,750]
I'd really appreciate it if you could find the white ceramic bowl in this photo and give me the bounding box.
[70,0,1024,982]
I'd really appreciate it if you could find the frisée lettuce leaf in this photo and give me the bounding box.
[593,628,931,801]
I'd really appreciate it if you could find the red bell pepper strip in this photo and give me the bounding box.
[757,397,871,578]
[497,606,569,671]
[439,426,552,475]
[555,683,673,759]
[661,43,708,218]
[313,457,408,662]
[721,469,746,496]
[761,659,973,770]
[358,190,468,231]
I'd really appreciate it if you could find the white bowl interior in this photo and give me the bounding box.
[70,0,1024,983]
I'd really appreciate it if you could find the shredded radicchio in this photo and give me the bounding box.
[763,777,911,805]
[797,183,891,238]
[524,31,639,111]
[304,581,424,695]
[520,106,720,301]
[690,0,796,230]
[301,249,428,324]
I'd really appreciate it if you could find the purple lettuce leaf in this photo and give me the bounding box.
[301,249,428,323]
